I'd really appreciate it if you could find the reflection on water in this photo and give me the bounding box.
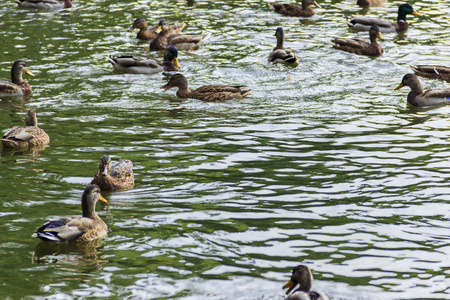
[1,0,450,299]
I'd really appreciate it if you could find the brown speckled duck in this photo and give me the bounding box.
[0,60,34,97]
[284,265,331,300]
[129,18,185,41]
[410,65,450,83]
[357,0,386,6]
[150,19,211,51]
[347,3,420,33]
[15,0,72,9]
[268,27,299,66]
[32,184,108,243]
[2,110,50,149]
[91,155,134,190]
[332,25,383,56]
[107,46,180,74]
[268,0,321,17]
[395,74,450,107]
[161,73,252,101]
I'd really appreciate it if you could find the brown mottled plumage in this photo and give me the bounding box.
[2,110,50,149]
[332,25,383,56]
[394,74,450,107]
[357,0,386,6]
[129,18,185,41]
[268,27,299,66]
[32,185,108,243]
[267,0,321,17]
[283,265,331,300]
[161,73,253,101]
[91,155,134,190]
[150,19,210,51]
[410,65,450,83]
[15,0,72,9]
[0,60,34,97]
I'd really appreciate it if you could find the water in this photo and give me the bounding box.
[1,0,450,299]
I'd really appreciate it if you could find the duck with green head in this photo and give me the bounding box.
[348,3,420,33]
[268,27,299,67]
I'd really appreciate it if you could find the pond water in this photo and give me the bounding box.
[1,0,450,299]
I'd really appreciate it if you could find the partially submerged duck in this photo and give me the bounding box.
[394,73,450,107]
[15,0,72,9]
[2,110,50,149]
[283,265,331,300]
[410,65,450,83]
[347,3,420,33]
[332,25,383,56]
[0,60,34,97]
[150,19,210,51]
[268,27,299,66]
[32,184,108,243]
[129,18,185,41]
[267,0,321,18]
[161,73,252,101]
[357,0,387,6]
[91,155,135,190]
[107,46,180,74]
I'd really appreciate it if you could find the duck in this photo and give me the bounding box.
[410,65,450,83]
[347,3,420,33]
[267,0,321,18]
[2,110,50,149]
[150,19,211,51]
[0,60,34,97]
[129,18,185,41]
[32,184,108,243]
[331,25,383,56]
[394,73,450,107]
[357,0,386,6]
[91,155,134,190]
[283,265,331,300]
[161,73,252,101]
[268,27,299,66]
[107,46,180,74]
[15,0,72,9]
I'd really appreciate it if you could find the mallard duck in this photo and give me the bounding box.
[161,73,252,101]
[357,0,386,6]
[394,74,450,107]
[268,27,299,66]
[15,0,72,9]
[332,25,383,56]
[32,184,108,243]
[283,265,331,300]
[348,3,420,33]
[2,110,50,149]
[150,19,211,51]
[0,60,34,97]
[91,155,134,190]
[129,18,185,41]
[107,46,180,74]
[267,0,321,18]
[410,65,450,83]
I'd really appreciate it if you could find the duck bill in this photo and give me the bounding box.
[282,279,296,294]
[154,26,162,34]
[394,83,404,90]
[129,26,136,32]
[173,57,181,68]
[102,166,108,176]
[312,1,321,8]
[99,195,108,203]
[412,9,421,16]
[377,32,383,40]
[161,83,173,92]
[26,69,35,76]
